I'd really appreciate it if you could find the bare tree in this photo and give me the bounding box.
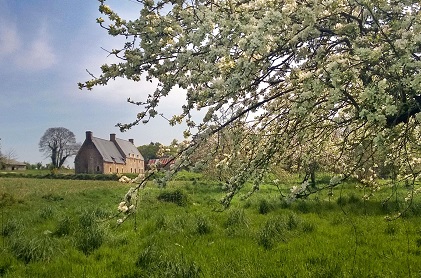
[39,127,80,169]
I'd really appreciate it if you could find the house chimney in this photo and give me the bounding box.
[110,133,116,142]
[129,139,134,144]
[86,131,93,141]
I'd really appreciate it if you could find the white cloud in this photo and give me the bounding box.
[15,24,57,70]
[0,16,56,71]
[0,21,20,58]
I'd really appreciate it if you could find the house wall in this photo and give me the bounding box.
[75,141,105,174]
[4,165,26,171]
[103,162,119,174]
[125,156,144,174]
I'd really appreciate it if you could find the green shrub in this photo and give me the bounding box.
[0,172,119,180]
[157,189,188,206]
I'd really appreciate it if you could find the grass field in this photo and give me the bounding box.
[1,172,421,277]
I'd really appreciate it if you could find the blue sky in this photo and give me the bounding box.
[0,0,186,166]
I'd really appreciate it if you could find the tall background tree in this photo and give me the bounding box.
[137,142,161,162]
[39,127,80,169]
[80,0,421,205]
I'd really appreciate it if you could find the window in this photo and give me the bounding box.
[110,168,112,173]
[116,168,118,173]
[96,166,100,172]
[131,168,133,173]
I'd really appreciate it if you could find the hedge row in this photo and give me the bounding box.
[0,172,120,181]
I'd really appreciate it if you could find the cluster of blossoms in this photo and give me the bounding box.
[405,187,421,202]
[118,176,132,183]
[118,202,134,214]
[116,187,138,224]
[118,174,145,183]
[288,180,309,201]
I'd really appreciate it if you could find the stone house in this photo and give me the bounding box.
[3,159,27,171]
[74,131,144,174]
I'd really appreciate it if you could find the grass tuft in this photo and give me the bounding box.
[258,199,272,215]
[74,211,104,255]
[9,233,57,263]
[195,214,211,235]
[1,219,22,237]
[157,189,188,207]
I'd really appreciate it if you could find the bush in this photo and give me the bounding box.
[0,172,119,181]
[157,189,188,207]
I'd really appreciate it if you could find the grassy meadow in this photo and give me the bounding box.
[1,172,421,277]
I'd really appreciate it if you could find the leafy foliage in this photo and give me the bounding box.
[137,142,160,161]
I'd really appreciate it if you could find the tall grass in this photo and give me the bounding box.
[1,176,421,277]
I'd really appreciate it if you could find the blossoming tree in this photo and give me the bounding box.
[80,0,421,206]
